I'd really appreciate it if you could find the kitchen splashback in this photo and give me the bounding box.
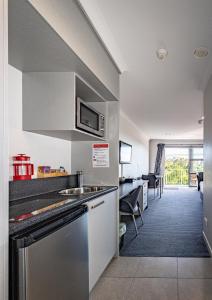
[9,175,78,202]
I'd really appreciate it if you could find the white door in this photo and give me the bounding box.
[87,191,117,291]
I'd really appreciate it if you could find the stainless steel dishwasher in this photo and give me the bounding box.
[10,206,89,300]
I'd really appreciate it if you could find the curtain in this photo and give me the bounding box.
[154,143,165,175]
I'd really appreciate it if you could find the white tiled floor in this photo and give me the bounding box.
[90,257,212,300]
[178,258,212,278]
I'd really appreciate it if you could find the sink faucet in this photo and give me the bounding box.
[76,170,83,187]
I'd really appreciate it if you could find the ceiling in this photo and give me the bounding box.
[81,0,212,140]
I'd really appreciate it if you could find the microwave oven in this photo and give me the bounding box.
[76,97,105,137]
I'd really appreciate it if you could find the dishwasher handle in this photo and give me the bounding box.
[91,200,104,209]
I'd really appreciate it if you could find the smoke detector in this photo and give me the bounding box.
[194,47,209,58]
[156,48,168,61]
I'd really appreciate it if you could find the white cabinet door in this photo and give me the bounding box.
[142,182,148,210]
[86,191,117,291]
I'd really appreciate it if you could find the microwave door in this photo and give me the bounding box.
[77,101,100,136]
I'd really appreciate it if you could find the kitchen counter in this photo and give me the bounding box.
[9,186,117,236]
[119,179,148,199]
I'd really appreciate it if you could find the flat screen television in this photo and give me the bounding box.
[119,141,132,164]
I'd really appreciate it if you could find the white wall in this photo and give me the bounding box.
[119,111,149,178]
[0,1,8,299]
[203,75,212,251]
[71,102,120,186]
[149,139,203,174]
[8,65,72,179]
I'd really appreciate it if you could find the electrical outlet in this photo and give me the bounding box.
[204,217,208,227]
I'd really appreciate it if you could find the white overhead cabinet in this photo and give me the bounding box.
[23,72,108,141]
[85,191,118,291]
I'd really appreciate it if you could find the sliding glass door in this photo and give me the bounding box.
[164,146,203,187]
[165,148,189,186]
[189,147,203,186]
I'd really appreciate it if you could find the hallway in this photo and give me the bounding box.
[120,188,209,257]
[91,256,212,300]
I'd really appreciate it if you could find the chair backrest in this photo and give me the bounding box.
[142,174,157,187]
[197,172,203,182]
[141,174,149,181]
[128,185,143,209]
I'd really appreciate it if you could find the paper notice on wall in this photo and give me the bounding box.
[92,143,109,168]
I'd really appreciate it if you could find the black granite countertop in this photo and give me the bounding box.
[9,186,118,236]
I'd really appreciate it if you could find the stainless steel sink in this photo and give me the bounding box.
[59,186,106,195]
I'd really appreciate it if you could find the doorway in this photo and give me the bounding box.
[119,144,208,257]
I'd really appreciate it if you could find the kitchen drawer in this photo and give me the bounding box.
[143,186,148,193]
[143,201,147,208]
[143,196,147,204]
[143,182,148,188]
[143,192,148,201]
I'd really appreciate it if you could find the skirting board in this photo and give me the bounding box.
[203,231,212,256]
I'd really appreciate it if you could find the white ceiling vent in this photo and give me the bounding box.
[194,47,209,58]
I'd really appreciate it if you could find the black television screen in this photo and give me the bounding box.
[119,141,132,164]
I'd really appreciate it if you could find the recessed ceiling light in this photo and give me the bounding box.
[156,48,168,61]
[194,47,209,58]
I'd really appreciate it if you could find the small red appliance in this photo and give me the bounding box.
[12,154,34,181]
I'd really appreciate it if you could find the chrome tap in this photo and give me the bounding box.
[76,170,84,187]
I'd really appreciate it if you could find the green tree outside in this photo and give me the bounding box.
[165,158,189,185]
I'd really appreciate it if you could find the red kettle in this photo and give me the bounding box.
[12,154,34,181]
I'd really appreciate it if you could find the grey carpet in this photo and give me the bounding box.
[120,188,210,257]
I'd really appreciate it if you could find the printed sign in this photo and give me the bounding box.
[92,143,109,168]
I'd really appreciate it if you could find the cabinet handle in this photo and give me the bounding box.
[91,201,105,209]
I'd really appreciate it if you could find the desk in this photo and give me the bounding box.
[119,180,148,211]
[119,180,145,199]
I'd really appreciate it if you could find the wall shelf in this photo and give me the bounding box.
[76,75,105,102]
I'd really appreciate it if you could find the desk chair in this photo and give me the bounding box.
[142,174,159,199]
[197,172,203,191]
[119,186,144,235]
